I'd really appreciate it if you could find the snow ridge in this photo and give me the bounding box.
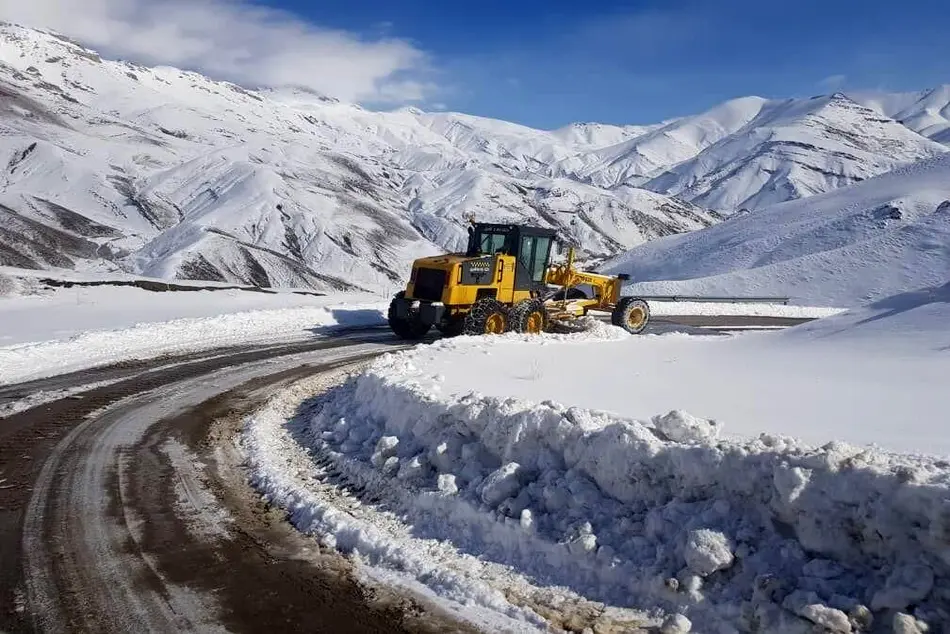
[248,334,950,632]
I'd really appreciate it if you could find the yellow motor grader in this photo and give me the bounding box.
[387,222,650,338]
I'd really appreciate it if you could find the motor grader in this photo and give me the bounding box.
[387,222,650,339]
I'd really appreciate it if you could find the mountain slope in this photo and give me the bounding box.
[552,96,769,188]
[602,154,950,306]
[852,85,950,145]
[0,23,718,289]
[1,22,948,291]
[644,94,948,212]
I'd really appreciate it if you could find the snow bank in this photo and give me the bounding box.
[781,281,950,352]
[0,299,386,384]
[644,301,842,319]
[258,332,950,632]
[402,328,950,457]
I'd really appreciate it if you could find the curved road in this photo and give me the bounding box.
[0,315,812,633]
[0,329,475,634]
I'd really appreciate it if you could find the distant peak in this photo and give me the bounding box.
[278,86,339,103]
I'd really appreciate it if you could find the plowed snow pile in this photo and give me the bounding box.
[246,289,950,633]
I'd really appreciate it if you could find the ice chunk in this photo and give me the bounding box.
[782,591,852,633]
[397,455,427,482]
[519,509,533,531]
[871,564,934,611]
[479,462,522,506]
[892,613,929,634]
[659,613,692,634]
[652,410,721,443]
[437,474,458,495]
[847,605,873,631]
[773,465,812,506]
[683,529,734,576]
[371,435,399,467]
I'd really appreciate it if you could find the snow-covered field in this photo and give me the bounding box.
[0,278,387,384]
[604,154,950,307]
[0,267,837,385]
[245,284,949,633]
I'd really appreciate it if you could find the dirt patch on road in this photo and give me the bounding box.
[119,360,477,634]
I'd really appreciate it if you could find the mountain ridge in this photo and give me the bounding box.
[0,21,946,291]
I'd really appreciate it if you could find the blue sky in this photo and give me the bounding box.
[257,0,950,128]
[6,0,949,129]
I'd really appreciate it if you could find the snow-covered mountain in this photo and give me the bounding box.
[643,93,948,211]
[0,23,717,290]
[0,21,947,291]
[602,153,950,306]
[853,85,950,144]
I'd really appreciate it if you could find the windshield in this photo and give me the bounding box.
[466,227,513,256]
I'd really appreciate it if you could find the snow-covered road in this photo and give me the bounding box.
[0,272,837,385]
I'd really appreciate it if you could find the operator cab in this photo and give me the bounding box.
[465,222,557,289]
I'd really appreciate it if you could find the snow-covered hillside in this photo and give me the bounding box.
[0,23,721,290]
[854,85,950,145]
[0,23,947,290]
[644,94,947,211]
[604,153,950,306]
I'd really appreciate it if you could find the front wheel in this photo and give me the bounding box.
[509,299,548,334]
[611,297,650,334]
[462,298,510,336]
[388,292,431,340]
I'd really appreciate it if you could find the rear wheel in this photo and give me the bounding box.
[509,299,548,334]
[388,292,431,340]
[462,298,509,336]
[611,297,650,334]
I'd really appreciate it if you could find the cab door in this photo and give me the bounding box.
[515,235,553,293]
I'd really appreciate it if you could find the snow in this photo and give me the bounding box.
[604,154,950,307]
[0,272,382,347]
[396,323,948,456]
[0,23,717,289]
[245,289,950,632]
[682,529,734,576]
[0,23,947,291]
[644,94,946,212]
[243,370,630,634]
[0,281,387,384]
[853,85,950,144]
[645,301,842,319]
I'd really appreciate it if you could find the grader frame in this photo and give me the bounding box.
[387,221,650,339]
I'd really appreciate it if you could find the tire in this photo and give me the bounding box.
[462,298,510,336]
[388,291,431,340]
[509,299,548,334]
[611,297,650,334]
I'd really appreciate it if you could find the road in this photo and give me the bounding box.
[0,315,813,633]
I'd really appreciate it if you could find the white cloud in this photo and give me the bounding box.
[819,74,847,91]
[0,0,436,104]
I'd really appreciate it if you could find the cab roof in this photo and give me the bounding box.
[471,222,558,238]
